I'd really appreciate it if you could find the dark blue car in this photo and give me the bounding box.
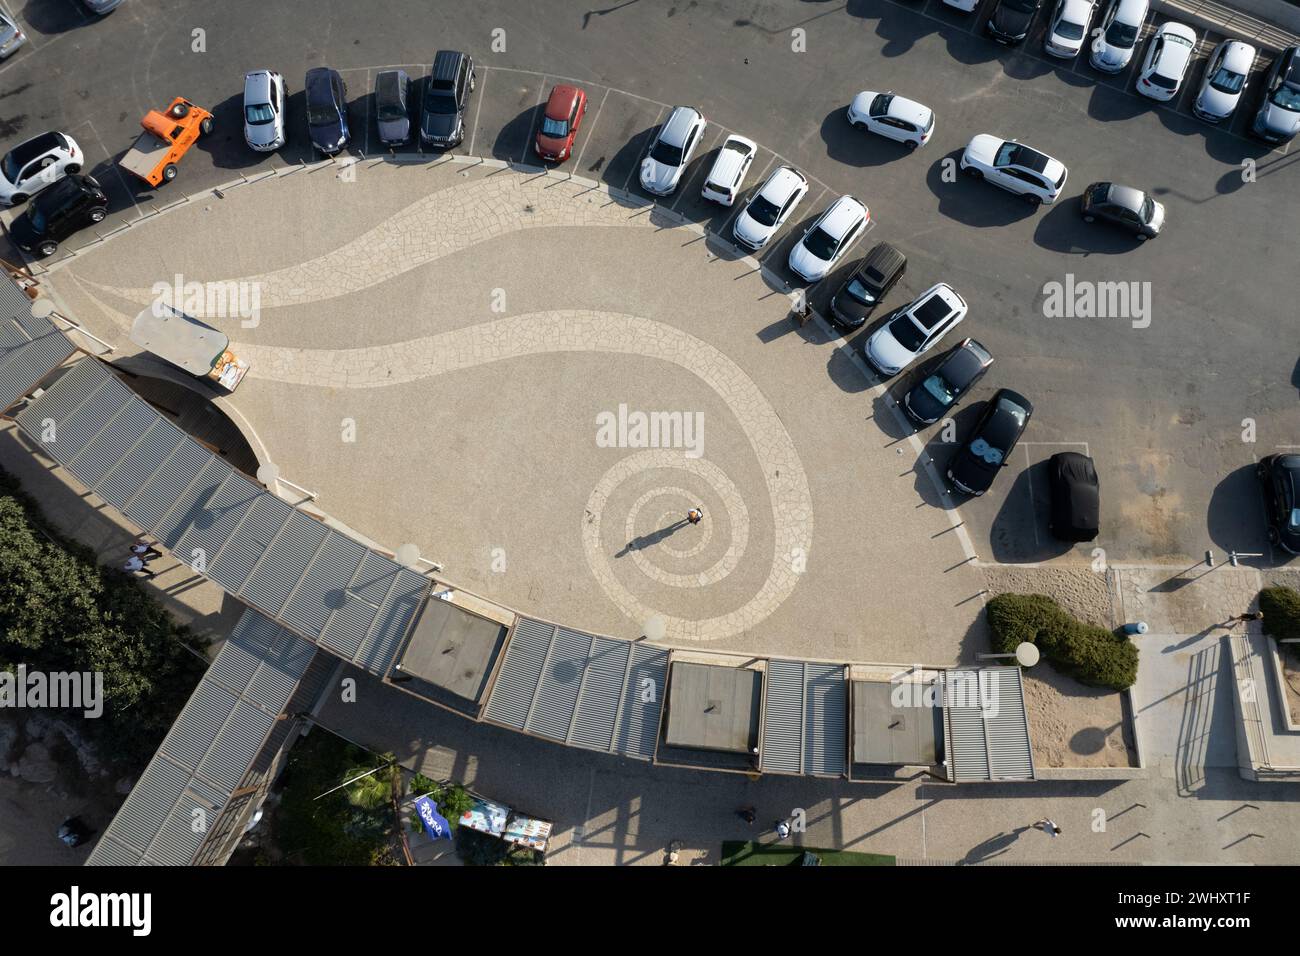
[305,67,349,154]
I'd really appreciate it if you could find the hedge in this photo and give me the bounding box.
[985,592,1139,690]
[1259,587,1300,661]
[0,467,208,769]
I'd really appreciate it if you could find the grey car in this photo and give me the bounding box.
[375,70,412,146]
[0,12,26,59]
[1253,45,1300,143]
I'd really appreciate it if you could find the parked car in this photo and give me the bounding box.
[421,50,475,149]
[0,132,82,205]
[947,389,1034,496]
[1045,0,1096,58]
[534,84,587,162]
[1079,182,1164,238]
[1136,22,1198,101]
[828,242,907,331]
[640,106,706,196]
[846,91,935,150]
[902,338,994,426]
[305,67,349,154]
[1252,44,1300,143]
[1194,39,1255,122]
[787,195,869,283]
[1089,0,1148,72]
[243,70,287,152]
[701,134,756,205]
[1048,452,1100,542]
[961,134,1068,205]
[864,282,968,376]
[1258,454,1300,553]
[9,174,108,257]
[375,70,413,146]
[80,0,124,13]
[731,165,808,250]
[987,0,1045,45]
[0,11,25,59]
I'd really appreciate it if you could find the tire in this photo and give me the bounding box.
[1269,526,1281,545]
[964,166,982,179]
[65,163,80,175]
[1256,462,1269,479]
[905,140,918,151]
[200,117,213,135]
[38,241,57,257]
[1136,232,1148,241]
[1082,214,1095,223]
[89,208,106,223]
[170,103,190,119]
[162,164,178,182]
[1025,194,1042,206]
[9,192,26,204]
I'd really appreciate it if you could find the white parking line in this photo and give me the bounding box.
[519,75,549,165]
[670,125,727,212]
[573,86,610,171]
[468,67,488,156]
[622,104,666,193]
[363,69,372,156]
[83,119,143,220]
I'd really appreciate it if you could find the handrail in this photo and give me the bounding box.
[1159,0,1298,49]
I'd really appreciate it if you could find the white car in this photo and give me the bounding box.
[1194,40,1255,122]
[640,106,706,197]
[1089,0,1148,73]
[846,91,935,150]
[960,134,1068,205]
[731,165,809,250]
[1045,0,1096,58]
[701,134,756,206]
[0,132,83,205]
[1136,22,1198,101]
[864,284,969,377]
[787,195,870,283]
[243,70,288,152]
[0,11,25,60]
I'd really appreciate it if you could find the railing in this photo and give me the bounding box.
[1159,0,1298,50]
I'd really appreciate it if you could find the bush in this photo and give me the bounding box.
[0,467,208,769]
[986,592,1138,690]
[1259,587,1300,661]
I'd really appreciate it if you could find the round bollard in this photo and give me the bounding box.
[1123,621,1149,636]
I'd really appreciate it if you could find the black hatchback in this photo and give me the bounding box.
[10,173,107,257]
[1257,454,1300,554]
[947,388,1033,497]
[828,242,906,331]
[902,337,993,426]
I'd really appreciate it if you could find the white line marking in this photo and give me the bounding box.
[573,86,610,171]
[468,67,487,156]
[519,74,549,165]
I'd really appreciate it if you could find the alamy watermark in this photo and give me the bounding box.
[0,665,103,718]
[1041,274,1151,329]
[596,404,704,459]
[891,666,1001,717]
[151,273,262,328]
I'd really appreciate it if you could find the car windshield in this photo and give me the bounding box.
[377,98,406,121]
[0,151,17,183]
[993,142,1028,167]
[1058,19,1086,40]
[802,226,839,261]
[921,374,956,407]
[1105,21,1139,47]
[845,277,875,305]
[745,193,781,226]
[1290,508,1300,529]
[307,99,336,126]
[1273,82,1300,111]
[888,314,925,352]
[1140,196,1155,222]
[968,437,1004,467]
[244,103,274,125]
[541,116,569,138]
[1210,66,1246,93]
[649,138,684,167]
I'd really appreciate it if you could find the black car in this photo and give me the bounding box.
[374,69,412,146]
[420,50,475,148]
[947,388,1033,496]
[10,173,107,257]
[1257,454,1300,554]
[902,337,993,426]
[987,0,1043,44]
[1048,452,1100,542]
[305,67,349,154]
[828,242,906,331]
[1079,182,1164,239]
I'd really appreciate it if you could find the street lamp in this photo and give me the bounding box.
[978,642,1040,667]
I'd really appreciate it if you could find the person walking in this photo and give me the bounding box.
[687,508,704,525]
[123,555,156,579]
[129,537,164,561]
[736,806,756,826]
[774,817,793,841]
[1031,818,1061,837]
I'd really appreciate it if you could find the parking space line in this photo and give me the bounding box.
[1023,445,1041,548]
[468,67,488,156]
[670,126,727,211]
[622,104,666,193]
[363,69,372,156]
[573,87,610,171]
[518,75,549,165]
[83,119,143,221]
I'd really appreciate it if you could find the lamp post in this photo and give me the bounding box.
[978,642,1040,667]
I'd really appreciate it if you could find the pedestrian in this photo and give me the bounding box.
[736,806,756,826]
[123,555,156,579]
[687,508,703,525]
[1234,611,1264,623]
[129,537,163,561]
[1031,818,1061,837]
[774,817,792,841]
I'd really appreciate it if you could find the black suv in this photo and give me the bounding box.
[10,173,108,257]
[1257,454,1300,553]
[828,242,907,331]
[420,50,475,148]
[305,67,350,154]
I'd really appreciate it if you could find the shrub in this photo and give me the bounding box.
[985,592,1138,690]
[1259,587,1300,660]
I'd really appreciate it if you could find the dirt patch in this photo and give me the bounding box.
[980,566,1134,768]
[1283,654,1300,727]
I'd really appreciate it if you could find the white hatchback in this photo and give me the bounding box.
[1045,0,1096,58]
[864,283,969,377]
[960,134,1068,205]
[787,195,870,283]
[1194,39,1255,122]
[846,91,935,150]
[1089,0,1148,73]
[243,70,288,152]
[732,165,809,250]
[701,134,756,206]
[1136,22,1198,101]
[0,131,82,205]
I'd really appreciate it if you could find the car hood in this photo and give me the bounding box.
[1259,100,1300,136]
[788,240,829,280]
[1092,40,1130,67]
[731,210,768,246]
[536,132,569,154]
[964,133,1002,167]
[866,325,915,372]
[1197,86,1238,116]
[640,158,679,193]
[905,382,948,423]
[377,117,409,142]
[309,119,344,148]
[245,120,281,148]
[949,448,997,493]
[8,211,41,247]
[1146,199,1166,232]
[422,111,459,140]
[831,290,870,326]
[992,6,1035,34]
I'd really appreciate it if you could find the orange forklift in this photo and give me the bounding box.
[118,97,213,187]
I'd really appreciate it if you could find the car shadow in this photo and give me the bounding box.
[16,0,93,36]
[595,123,660,195]
[987,460,1073,562]
[851,0,941,57]
[819,108,918,168]
[1086,83,1152,126]
[926,148,1038,227]
[192,93,272,172]
[1206,461,1275,561]
[1032,197,1146,254]
[488,107,542,164]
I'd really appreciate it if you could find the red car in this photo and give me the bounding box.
[534,85,587,163]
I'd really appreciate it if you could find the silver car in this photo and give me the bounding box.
[243,70,287,152]
[0,11,26,59]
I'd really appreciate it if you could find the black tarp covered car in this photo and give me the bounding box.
[1048,451,1100,542]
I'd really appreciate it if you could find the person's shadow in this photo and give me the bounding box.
[958,827,1029,865]
[616,518,692,557]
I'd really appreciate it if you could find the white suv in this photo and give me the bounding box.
[846,91,935,150]
[788,195,869,283]
[701,135,756,205]
[961,134,1068,205]
[732,165,809,250]
[0,131,83,205]
[864,284,969,376]
[640,106,706,196]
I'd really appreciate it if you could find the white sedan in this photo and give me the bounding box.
[864,284,968,377]
[787,195,870,283]
[732,165,809,251]
[960,134,1068,205]
[1044,0,1096,58]
[1194,40,1255,123]
[846,91,935,150]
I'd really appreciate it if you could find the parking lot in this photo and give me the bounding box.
[0,0,1297,568]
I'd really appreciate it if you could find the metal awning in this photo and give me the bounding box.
[943,667,1035,782]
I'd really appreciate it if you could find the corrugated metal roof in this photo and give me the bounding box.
[944,667,1035,782]
[483,617,553,730]
[613,643,669,760]
[0,275,77,411]
[760,660,847,777]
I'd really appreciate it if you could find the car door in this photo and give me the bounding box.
[19,155,56,193]
[569,97,583,140]
[838,221,863,263]
[680,125,699,167]
[1145,36,1163,76]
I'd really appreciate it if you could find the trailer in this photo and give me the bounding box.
[118,97,213,187]
[129,305,249,392]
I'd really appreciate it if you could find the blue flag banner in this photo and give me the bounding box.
[415,796,453,842]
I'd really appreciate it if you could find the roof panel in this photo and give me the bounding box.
[567,635,630,752]
[614,644,669,759]
[484,617,553,729]
[528,626,590,742]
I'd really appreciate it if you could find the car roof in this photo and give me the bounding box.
[817,195,866,234]
[915,282,966,316]
[305,67,338,97]
[4,132,64,169]
[1281,46,1300,83]
[1008,143,1050,172]
[35,173,98,212]
[760,165,806,200]
[244,70,273,101]
[707,135,755,181]
[1061,0,1092,20]
[1106,183,1145,210]
[431,50,465,82]
[1112,0,1147,20]
[886,95,932,126]
[1220,40,1255,71]
[660,106,702,146]
[376,70,407,104]
[938,338,992,381]
[1156,22,1196,45]
[544,85,581,119]
[858,241,905,279]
